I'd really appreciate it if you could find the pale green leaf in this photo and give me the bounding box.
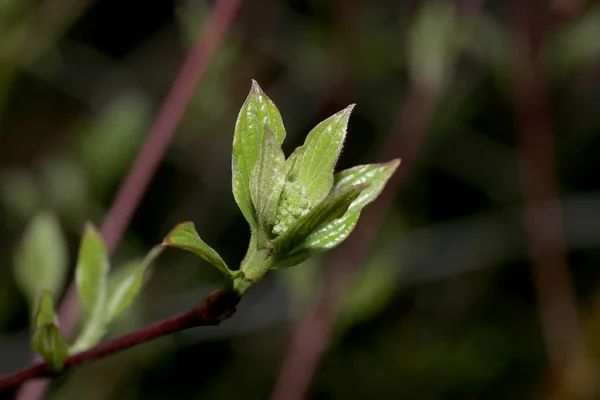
[287,105,354,205]
[232,80,286,229]
[35,291,57,327]
[336,252,399,334]
[106,246,163,323]
[305,159,401,250]
[31,293,68,371]
[75,222,109,316]
[13,212,68,308]
[250,125,286,244]
[408,0,458,92]
[273,183,367,260]
[69,305,106,354]
[31,324,69,371]
[162,221,230,276]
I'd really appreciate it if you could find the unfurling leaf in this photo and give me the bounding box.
[31,292,68,371]
[273,183,368,261]
[71,222,110,354]
[13,212,68,309]
[106,246,163,323]
[286,105,354,205]
[35,291,58,327]
[75,222,109,316]
[232,80,286,230]
[305,159,401,250]
[162,221,230,276]
[250,125,286,245]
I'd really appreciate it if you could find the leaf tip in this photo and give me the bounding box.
[83,221,100,236]
[162,221,195,247]
[388,158,401,170]
[251,79,263,94]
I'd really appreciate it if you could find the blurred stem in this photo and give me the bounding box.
[0,288,241,392]
[512,0,591,397]
[14,0,244,399]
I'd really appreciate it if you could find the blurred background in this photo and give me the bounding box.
[2,0,600,398]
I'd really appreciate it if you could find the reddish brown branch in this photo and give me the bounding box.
[15,0,244,398]
[0,289,240,393]
[513,0,588,396]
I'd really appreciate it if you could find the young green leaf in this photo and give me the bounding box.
[69,307,107,354]
[273,183,368,259]
[232,80,286,230]
[35,291,58,327]
[13,212,68,309]
[305,159,401,250]
[335,251,399,334]
[31,292,68,371]
[408,0,458,92]
[250,125,286,244]
[162,221,230,276]
[287,105,354,205]
[105,246,163,323]
[31,325,69,371]
[75,222,109,316]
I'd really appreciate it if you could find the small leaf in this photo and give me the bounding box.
[273,183,367,260]
[336,252,399,334]
[232,80,286,229]
[250,125,286,244]
[35,291,57,326]
[106,246,163,323]
[305,159,401,250]
[31,325,69,371]
[408,0,458,92]
[162,221,230,276]
[69,307,106,354]
[13,212,68,309]
[75,222,109,316]
[31,293,68,371]
[287,105,354,205]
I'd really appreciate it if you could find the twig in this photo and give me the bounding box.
[513,0,589,396]
[14,0,243,398]
[0,289,240,392]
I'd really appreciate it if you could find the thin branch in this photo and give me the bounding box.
[14,0,243,398]
[0,289,240,392]
[512,0,590,396]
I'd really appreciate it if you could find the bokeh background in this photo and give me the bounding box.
[2,0,600,398]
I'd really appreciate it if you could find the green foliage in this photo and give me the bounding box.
[408,0,459,92]
[250,126,287,246]
[336,253,399,333]
[106,246,163,323]
[232,80,286,230]
[286,105,354,205]
[70,223,159,353]
[30,292,68,371]
[162,221,232,277]
[272,184,368,267]
[71,223,110,353]
[75,223,109,316]
[75,91,152,196]
[13,212,68,310]
[305,160,401,250]
[165,80,399,294]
